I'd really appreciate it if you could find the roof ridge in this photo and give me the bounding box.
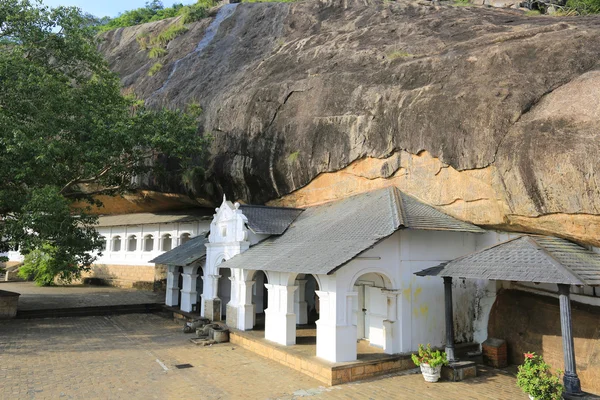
[526,236,585,285]
[389,187,407,229]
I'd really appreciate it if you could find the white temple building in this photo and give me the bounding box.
[153,187,516,363]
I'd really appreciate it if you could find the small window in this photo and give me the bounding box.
[180,233,191,245]
[127,235,137,252]
[112,236,121,252]
[220,225,227,237]
[162,234,172,251]
[99,237,107,251]
[144,235,154,252]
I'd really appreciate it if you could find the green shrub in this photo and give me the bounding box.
[411,344,449,368]
[516,352,564,400]
[18,243,84,286]
[565,0,600,13]
[148,62,163,76]
[149,46,167,58]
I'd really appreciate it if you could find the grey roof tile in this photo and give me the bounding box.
[416,235,600,285]
[239,205,303,235]
[220,187,483,275]
[149,234,208,266]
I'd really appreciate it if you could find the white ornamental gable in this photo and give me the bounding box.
[208,195,249,244]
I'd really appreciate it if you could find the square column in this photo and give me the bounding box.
[226,277,255,331]
[202,274,221,321]
[165,266,180,307]
[444,277,457,362]
[180,267,199,313]
[264,283,297,346]
[382,289,401,355]
[315,291,358,363]
[294,279,308,325]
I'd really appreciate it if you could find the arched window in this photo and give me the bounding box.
[144,235,154,252]
[162,234,172,251]
[180,233,191,245]
[127,235,137,252]
[112,236,121,252]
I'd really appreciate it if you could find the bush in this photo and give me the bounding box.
[411,344,449,368]
[516,352,564,400]
[565,0,600,13]
[18,243,85,286]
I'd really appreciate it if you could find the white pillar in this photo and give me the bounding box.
[294,279,308,325]
[201,274,221,320]
[165,266,180,307]
[227,273,255,330]
[264,283,297,346]
[382,289,401,355]
[180,266,199,313]
[315,290,358,362]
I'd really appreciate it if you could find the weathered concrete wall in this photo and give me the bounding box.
[488,289,600,395]
[81,264,159,289]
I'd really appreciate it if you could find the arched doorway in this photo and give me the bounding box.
[217,265,231,321]
[252,270,268,329]
[352,272,393,351]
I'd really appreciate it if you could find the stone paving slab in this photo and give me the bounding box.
[0,282,163,310]
[0,314,529,400]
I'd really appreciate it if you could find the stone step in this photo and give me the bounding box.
[16,303,163,319]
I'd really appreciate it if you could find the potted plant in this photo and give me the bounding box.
[411,343,449,382]
[516,352,564,400]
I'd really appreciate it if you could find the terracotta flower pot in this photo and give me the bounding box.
[420,363,442,383]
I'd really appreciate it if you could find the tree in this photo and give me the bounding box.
[0,0,207,285]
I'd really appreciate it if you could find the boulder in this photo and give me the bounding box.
[99,0,600,245]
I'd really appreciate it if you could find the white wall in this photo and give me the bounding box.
[95,220,210,266]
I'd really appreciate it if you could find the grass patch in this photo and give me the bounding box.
[565,0,600,13]
[136,33,150,50]
[287,151,300,163]
[387,51,413,60]
[524,9,542,15]
[150,24,189,47]
[148,46,167,58]
[148,62,163,76]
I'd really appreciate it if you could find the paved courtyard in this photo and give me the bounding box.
[0,313,529,400]
[0,282,163,310]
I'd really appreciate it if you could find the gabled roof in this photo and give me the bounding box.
[96,210,212,227]
[239,204,303,235]
[149,234,209,266]
[416,235,600,286]
[219,187,484,275]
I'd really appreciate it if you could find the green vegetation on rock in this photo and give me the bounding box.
[0,0,208,286]
[565,0,600,14]
[98,0,218,32]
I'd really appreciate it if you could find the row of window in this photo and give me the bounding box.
[100,233,192,253]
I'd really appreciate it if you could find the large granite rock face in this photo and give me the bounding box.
[99,0,600,245]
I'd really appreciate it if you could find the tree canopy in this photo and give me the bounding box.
[0,0,207,284]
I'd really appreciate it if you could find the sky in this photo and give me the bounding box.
[41,0,195,18]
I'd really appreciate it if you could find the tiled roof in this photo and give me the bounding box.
[219,187,483,275]
[96,210,212,227]
[416,235,600,286]
[149,234,208,266]
[239,205,303,235]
